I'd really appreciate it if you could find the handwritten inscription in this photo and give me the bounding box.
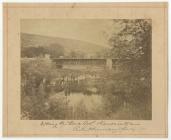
[40,121,143,132]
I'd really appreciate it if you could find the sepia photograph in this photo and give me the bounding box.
[20,19,152,120]
[3,2,168,137]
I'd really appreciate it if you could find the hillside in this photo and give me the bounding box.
[21,33,107,57]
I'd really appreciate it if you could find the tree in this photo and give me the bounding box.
[109,19,152,70]
[47,43,64,58]
[104,19,152,119]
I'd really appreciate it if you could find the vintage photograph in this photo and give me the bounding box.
[20,19,152,120]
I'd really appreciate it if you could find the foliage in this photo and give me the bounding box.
[109,19,151,69]
[21,19,152,120]
[21,43,64,58]
[21,58,58,119]
[102,19,152,119]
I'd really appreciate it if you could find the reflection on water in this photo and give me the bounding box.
[49,91,103,112]
[45,72,108,119]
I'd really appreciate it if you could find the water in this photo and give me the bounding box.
[49,91,103,113]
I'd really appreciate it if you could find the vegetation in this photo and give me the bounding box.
[21,19,152,120]
[102,19,152,119]
[21,44,64,58]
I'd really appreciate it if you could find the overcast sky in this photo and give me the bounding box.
[21,19,121,47]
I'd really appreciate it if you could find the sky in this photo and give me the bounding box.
[21,19,121,47]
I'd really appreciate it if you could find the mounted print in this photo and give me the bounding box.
[3,3,168,137]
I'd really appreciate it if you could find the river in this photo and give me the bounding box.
[48,91,105,119]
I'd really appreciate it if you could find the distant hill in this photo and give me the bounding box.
[21,33,107,58]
